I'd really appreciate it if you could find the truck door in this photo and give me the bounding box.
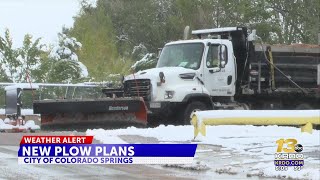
[203,42,236,96]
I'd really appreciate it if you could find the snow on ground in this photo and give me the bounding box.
[87,125,319,155]
[0,118,40,131]
[0,109,37,115]
[163,161,210,171]
[248,162,320,180]
[87,125,320,179]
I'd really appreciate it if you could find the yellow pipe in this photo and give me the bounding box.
[192,114,320,138]
[268,48,275,90]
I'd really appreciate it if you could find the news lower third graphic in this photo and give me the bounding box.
[18,136,197,164]
[274,138,304,171]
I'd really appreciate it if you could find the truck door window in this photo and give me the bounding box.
[206,45,228,68]
[206,45,219,68]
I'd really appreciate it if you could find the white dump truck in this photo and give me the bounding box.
[121,27,320,125]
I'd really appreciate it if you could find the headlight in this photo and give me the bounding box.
[164,91,174,99]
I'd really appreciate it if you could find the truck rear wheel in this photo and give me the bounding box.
[182,101,207,125]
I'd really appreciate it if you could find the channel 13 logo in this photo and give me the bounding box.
[276,138,303,153]
[274,138,304,171]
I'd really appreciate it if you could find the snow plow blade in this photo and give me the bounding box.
[33,97,147,130]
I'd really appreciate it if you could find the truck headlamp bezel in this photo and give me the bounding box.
[164,90,175,99]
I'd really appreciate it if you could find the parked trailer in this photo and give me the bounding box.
[0,85,40,132]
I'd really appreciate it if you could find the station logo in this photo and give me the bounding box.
[274,138,304,171]
[294,144,303,152]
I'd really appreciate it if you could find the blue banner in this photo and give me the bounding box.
[18,144,197,157]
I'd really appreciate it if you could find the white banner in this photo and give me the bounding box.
[18,157,194,164]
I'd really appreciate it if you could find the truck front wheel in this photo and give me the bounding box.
[182,101,207,125]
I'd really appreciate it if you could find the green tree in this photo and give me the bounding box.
[18,34,45,82]
[69,0,319,77]
[264,0,320,44]
[131,53,158,72]
[0,29,14,82]
[69,1,132,80]
[0,29,44,83]
[44,33,87,83]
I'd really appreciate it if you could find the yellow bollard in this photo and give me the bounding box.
[301,122,313,134]
[192,110,320,138]
[191,114,207,138]
[191,114,199,138]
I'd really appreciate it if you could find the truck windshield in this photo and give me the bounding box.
[157,43,204,70]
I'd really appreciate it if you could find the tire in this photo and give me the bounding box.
[182,101,207,125]
[147,115,163,127]
[295,103,313,110]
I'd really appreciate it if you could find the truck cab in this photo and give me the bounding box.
[156,39,236,97]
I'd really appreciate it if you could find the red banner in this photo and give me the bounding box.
[20,136,94,144]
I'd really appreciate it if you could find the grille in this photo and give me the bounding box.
[124,79,151,101]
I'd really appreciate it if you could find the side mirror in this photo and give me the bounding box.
[157,48,162,58]
[220,60,226,68]
[219,45,227,68]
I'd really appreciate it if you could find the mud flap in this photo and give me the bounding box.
[33,97,147,130]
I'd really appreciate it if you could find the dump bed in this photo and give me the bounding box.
[248,44,320,94]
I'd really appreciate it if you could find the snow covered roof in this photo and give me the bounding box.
[165,39,231,46]
[165,39,206,46]
[192,27,242,35]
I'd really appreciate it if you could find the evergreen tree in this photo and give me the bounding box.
[70,1,132,80]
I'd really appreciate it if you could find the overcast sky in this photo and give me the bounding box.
[0,0,81,47]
